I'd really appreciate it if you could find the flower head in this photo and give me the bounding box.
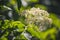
[22,7,52,31]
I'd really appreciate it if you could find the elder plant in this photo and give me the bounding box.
[21,7,52,31]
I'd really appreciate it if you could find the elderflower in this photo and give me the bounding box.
[21,7,52,31]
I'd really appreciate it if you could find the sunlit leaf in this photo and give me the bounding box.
[50,13,60,28]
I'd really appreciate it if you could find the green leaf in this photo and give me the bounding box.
[50,13,60,28]
[30,0,38,2]
[19,34,27,40]
[27,24,41,39]
[0,37,7,40]
[16,0,21,10]
[35,4,47,10]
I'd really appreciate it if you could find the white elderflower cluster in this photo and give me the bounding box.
[22,7,52,31]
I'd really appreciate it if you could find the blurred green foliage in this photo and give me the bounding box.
[50,13,60,28]
[0,0,60,40]
[29,0,38,2]
[35,4,47,10]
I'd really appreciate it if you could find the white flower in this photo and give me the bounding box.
[21,7,52,31]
